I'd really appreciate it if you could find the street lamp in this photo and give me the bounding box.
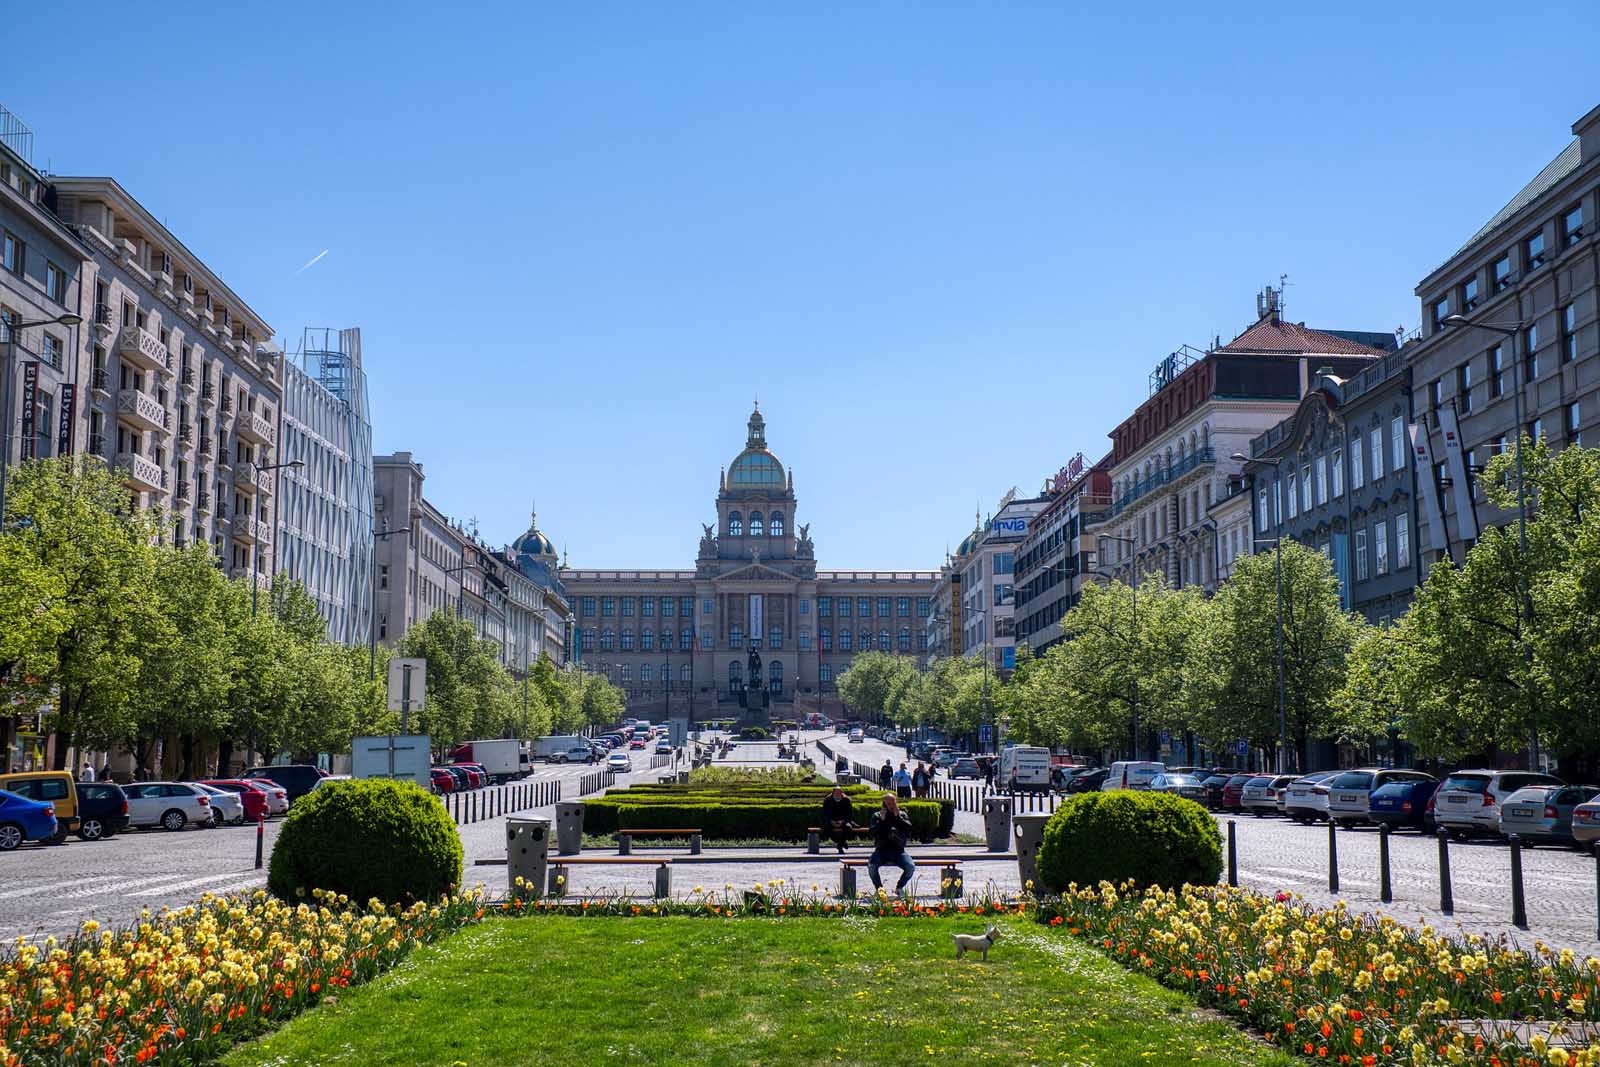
[368,523,412,679]
[247,460,304,618]
[1093,533,1140,759]
[1441,312,1539,766]
[1,313,84,527]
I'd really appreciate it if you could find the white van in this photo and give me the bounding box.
[999,746,1052,791]
[1101,761,1166,791]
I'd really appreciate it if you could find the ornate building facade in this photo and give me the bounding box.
[560,407,935,722]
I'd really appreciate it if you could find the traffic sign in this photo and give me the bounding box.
[978,724,992,743]
[1236,739,1248,756]
[387,658,427,713]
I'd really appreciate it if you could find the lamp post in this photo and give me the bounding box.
[1,313,83,526]
[1441,312,1538,767]
[246,460,303,618]
[1094,532,1140,759]
[367,524,412,679]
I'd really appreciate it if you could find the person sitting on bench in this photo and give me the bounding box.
[821,784,856,854]
[867,793,916,897]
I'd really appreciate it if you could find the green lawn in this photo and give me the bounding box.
[223,915,1294,1067]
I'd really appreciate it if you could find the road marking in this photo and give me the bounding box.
[127,872,268,898]
[56,874,196,899]
[0,875,128,901]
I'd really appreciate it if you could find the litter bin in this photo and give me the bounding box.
[836,773,858,787]
[981,795,1013,853]
[1013,813,1052,893]
[555,801,585,856]
[506,817,551,900]
[676,771,691,785]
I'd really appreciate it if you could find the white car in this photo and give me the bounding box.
[192,783,245,826]
[122,782,213,831]
[1101,761,1165,791]
[247,780,290,815]
[848,729,865,743]
[1282,771,1340,823]
[1433,769,1562,838]
[606,752,632,773]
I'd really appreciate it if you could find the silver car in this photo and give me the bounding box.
[1240,774,1296,816]
[1572,796,1600,850]
[1282,770,1340,823]
[1498,784,1600,846]
[1148,772,1208,802]
[1433,770,1562,838]
[122,782,213,831]
[192,783,245,826]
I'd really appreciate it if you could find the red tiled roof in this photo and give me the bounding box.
[1216,317,1388,356]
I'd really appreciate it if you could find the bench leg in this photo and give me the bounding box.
[690,833,702,856]
[807,830,820,855]
[839,864,856,899]
[549,864,567,897]
[941,865,962,899]
[654,863,671,899]
[618,834,631,856]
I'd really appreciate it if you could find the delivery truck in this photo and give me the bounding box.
[447,739,531,783]
[999,745,1053,792]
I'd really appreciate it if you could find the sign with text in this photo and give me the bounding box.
[990,517,1028,537]
[1436,405,1480,543]
[19,361,37,460]
[1409,424,1449,552]
[57,383,75,457]
[386,658,427,712]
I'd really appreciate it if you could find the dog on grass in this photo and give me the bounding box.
[953,925,1001,961]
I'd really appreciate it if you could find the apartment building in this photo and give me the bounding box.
[1012,453,1113,653]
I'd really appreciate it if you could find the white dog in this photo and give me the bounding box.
[953,924,1001,961]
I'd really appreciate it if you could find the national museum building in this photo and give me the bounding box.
[559,407,936,723]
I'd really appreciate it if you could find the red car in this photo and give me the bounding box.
[1221,773,1253,811]
[431,768,457,794]
[452,763,488,789]
[199,779,270,822]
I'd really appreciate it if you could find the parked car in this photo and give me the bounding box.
[1220,773,1254,812]
[241,765,327,804]
[306,774,351,793]
[0,770,80,842]
[445,766,473,792]
[1149,772,1208,802]
[1365,778,1441,833]
[0,788,58,851]
[1101,761,1165,791]
[1325,768,1437,828]
[200,779,270,822]
[848,729,865,744]
[1497,783,1600,846]
[452,764,489,789]
[74,781,130,840]
[244,779,290,815]
[1241,774,1297,815]
[122,782,212,831]
[606,751,632,773]
[654,740,672,755]
[1067,767,1110,793]
[1281,771,1340,824]
[948,757,983,780]
[431,768,457,794]
[1432,770,1563,839]
[1571,795,1600,851]
[193,783,246,826]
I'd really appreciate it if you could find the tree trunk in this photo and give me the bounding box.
[178,733,197,779]
[216,737,235,778]
[50,728,70,770]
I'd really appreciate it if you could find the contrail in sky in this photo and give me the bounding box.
[295,249,329,273]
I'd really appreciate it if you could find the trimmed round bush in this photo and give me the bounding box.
[268,778,463,903]
[1036,791,1222,892]
[738,726,773,740]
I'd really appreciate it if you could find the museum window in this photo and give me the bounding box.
[769,626,782,649]
[703,598,713,614]
[620,629,634,651]
[917,596,930,617]
[877,597,890,618]
[642,597,654,617]
[642,628,654,651]
[799,599,810,615]
[700,627,713,650]
[818,596,832,617]
[898,627,911,652]
[660,596,674,617]
[582,596,596,616]
[600,628,614,652]
[728,512,742,537]
[839,630,852,651]
[820,628,832,651]
[897,597,910,617]
[858,597,871,618]
[730,625,743,649]
[769,661,783,695]
[820,664,832,684]
[770,512,785,536]
[622,596,634,616]
[641,664,653,683]
[799,627,811,651]
[680,664,691,683]
[837,597,851,618]
[601,597,615,617]
[878,629,890,651]
[728,661,742,693]
[750,513,764,537]
[681,597,693,617]
[582,628,596,652]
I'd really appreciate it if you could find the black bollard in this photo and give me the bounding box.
[255,815,265,870]
[1594,850,1600,941]
[1227,819,1238,888]
[1378,823,1392,904]
[1436,827,1454,915]
[1509,834,1528,929]
[1327,818,1339,894]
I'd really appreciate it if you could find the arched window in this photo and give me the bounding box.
[582,628,596,652]
[750,512,764,537]
[1177,439,1186,461]
[680,663,691,683]
[770,512,785,536]
[839,630,853,651]
[1190,430,1199,453]
[861,629,872,651]
[1202,423,1211,449]
[727,512,743,537]
[641,664,653,683]
[620,664,632,683]
[642,628,654,651]
[600,628,614,651]
[898,627,911,651]
[620,630,634,651]
[878,628,890,651]
[769,661,783,694]
[659,627,673,651]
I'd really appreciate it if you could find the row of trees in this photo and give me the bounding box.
[843,441,1600,771]
[0,457,623,772]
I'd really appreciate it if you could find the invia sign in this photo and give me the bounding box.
[991,517,1028,537]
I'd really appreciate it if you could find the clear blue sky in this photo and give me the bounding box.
[9,2,1597,568]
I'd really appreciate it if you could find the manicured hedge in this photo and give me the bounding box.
[584,784,952,841]
[1036,790,1222,892]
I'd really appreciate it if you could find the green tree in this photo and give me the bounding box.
[836,651,917,720]
[396,611,506,757]
[134,544,235,775]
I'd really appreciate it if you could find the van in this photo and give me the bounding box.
[0,770,79,841]
[999,746,1052,792]
[1100,761,1165,791]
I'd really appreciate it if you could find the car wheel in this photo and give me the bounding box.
[78,818,105,841]
[0,823,23,851]
[161,809,188,832]
[232,811,247,826]
[210,810,226,828]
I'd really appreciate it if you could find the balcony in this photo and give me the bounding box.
[232,516,265,545]
[180,367,196,393]
[201,381,215,405]
[196,490,211,514]
[1113,447,1216,516]
[118,326,171,374]
[175,481,191,503]
[237,411,275,447]
[251,572,272,593]
[116,451,164,494]
[235,461,260,495]
[115,388,170,435]
[88,433,108,458]
[90,367,111,399]
[178,422,193,444]
[92,303,117,338]
[198,436,212,457]
[220,394,233,416]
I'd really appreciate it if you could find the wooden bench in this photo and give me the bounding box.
[618,828,703,855]
[806,825,870,854]
[548,856,673,898]
[837,857,963,898]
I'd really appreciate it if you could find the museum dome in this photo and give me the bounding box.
[511,506,556,559]
[728,404,786,487]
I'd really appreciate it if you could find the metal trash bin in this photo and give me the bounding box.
[506,817,551,900]
[1013,813,1052,893]
[982,795,1013,853]
[676,771,691,785]
[555,801,585,856]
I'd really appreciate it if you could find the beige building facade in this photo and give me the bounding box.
[561,408,934,722]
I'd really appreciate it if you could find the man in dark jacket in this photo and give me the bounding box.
[820,785,855,853]
[867,793,916,896]
[878,761,893,790]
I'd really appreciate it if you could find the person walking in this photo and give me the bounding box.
[911,761,930,798]
[99,761,113,783]
[867,793,916,897]
[820,784,856,854]
[878,760,893,790]
[893,762,913,799]
[981,756,996,793]
[79,762,96,782]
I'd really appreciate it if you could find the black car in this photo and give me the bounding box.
[1200,773,1233,810]
[1066,768,1110,793]
[242,765,326,803]
[446,766,473,792]
[75,781,130,841]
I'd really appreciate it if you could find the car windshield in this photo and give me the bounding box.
[1246,776,1274,786]
[1163,774,1203,786]
[1440,773,1491,792]
[1369,782,1413,797]
[1225,775,1253,786]
[1296,771,1336,784]
[1330,771,1374,790]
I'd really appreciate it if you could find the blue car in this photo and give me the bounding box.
[0,787,59,851]
[1366,779,1440,832]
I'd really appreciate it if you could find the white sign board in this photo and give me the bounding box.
[387,658,427,712]
[352,734,433,788]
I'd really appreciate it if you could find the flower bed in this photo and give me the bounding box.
[1040,882,1600,1066]
[0,888,483,1067]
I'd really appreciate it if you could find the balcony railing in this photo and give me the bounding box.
[115,388,169,435]
[117,326,171,374]
[88,433,107,457]
[196,490,211,513]
[201,381,215,403]
[180,367,196,392]
[235,461,260,494]
[1113,447,1215,515]
[91,367,110,394]
[238,411,275,447]
[116,451,164,493]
